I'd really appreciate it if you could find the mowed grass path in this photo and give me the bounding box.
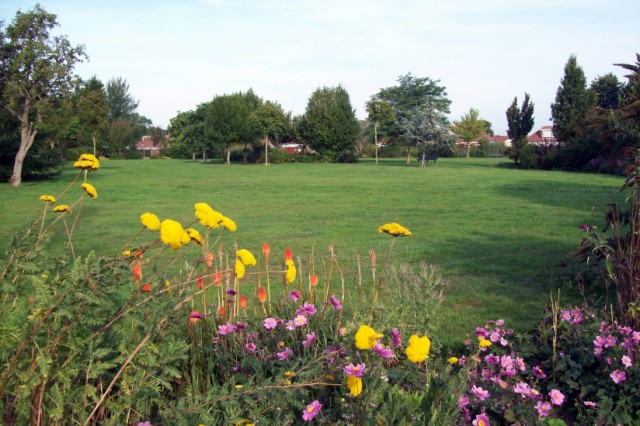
[0,158,624,346]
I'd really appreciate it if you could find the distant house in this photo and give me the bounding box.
[455,132,511,151]
[528,125,558,146]
[135,135,169,158]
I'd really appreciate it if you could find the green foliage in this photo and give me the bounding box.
[451,108,488,159]
[590,73,624,110]
[298,85,359,162]
[400,103,454,164]
[551,55,597,143]
[519,144,540,169]
[506,93,535,165]
[106,77,140,122]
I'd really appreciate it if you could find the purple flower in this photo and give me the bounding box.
[344,362,366,378]
[536,401,552,417]
[513,382,531,398]
[472,413,490,426]
[532,366,546,379]
[391,328,402,347]
[471,385,489,401]
[584,401,597,407]
[329,295,343,310]
[137,422,152,426]
[302,332,316,347]
[293,314,308,328]
[263,317,278,330]
[296,302,317,317]
[622,355,632,368]
[373,341,395,358]
[549,389,565,405]
[189,311,205,320]
[593,335,606,347]
[475,327,488,338]
[515,357,526,371]
[226,288,237,296]
[289,290,300,302]
[618,326,633,336]
[458,394,469,409]
[234,321,247,331]
[495,319,505,326]
[277,347,292,361]
[245,343,256,353]
[218,322,235,335]
[484,354,500,365]
[611,369,626,384]
[500,355,513,369]
[302,400,322,422]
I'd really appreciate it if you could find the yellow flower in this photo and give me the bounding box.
[236,249,257,266]
[448,357,459,365]
[355,325,384,350]
[285,259,296,284]
[220,215,237,232]
[378,222,412,237]
[164,279,171,295]
[405,335,431,363]
[81,183,98,199]
[53,204,71,213]
[478,337,492,348]
[347,375,362,397]
[186,228,204,245]
[140,212,161,231]
[235,258,245,280]
[194,202,224,228]
[73,153,100,171]
[160,219,190,250]
[121,250,131,256]
[39,195,56,203]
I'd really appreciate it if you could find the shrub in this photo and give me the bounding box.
[519,144,540,169]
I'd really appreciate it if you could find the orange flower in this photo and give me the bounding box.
[142,283,151,292]
[206,253,214,268]
[285,248,293,261]
[310,274,319,287]
[197,276,204,289]
[258,285,267,303]
[132,263,142,284]
[218,306,225,316]
[262,242,270,261]
[239,295,247,309]
[213,270,222,287]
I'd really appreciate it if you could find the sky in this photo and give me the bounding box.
[2,0,639,134]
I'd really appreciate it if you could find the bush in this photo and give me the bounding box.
[519,144,539,169]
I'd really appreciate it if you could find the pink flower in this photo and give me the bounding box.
[584,401,597,407]
[611,369,626,384]
[302,332,316,347]
[549,389,565,406]
[391,328,402,347]
[484,354,500,365]
[329,295,343,310]
[604,335,617,348]
[495,319,505,326]
[471,385,489,401]
[532,366,546,379]
[500,355,513,369]
[373,341,395,358]
[245,343,256,353]
[515,357,526,371]
[594,346,603,356]
[593,335,606,347]
[536,401,552,417]
[293,314,308,328]
[472,412,490,426]
[621,355,632,368]
[475,327,488,338]
[277,347,292,361]
[513,382,531,398]
[289,290,300,302]
[296,303,317,317]
[218,322,235,335]
[302,400,322,422]
[263,317,278,330]
[458,394,469,409]
[344,362,366,378]
[285,320,296,331]
[489,332,500,342]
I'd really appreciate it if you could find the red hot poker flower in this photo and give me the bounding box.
[142,283,151,292]
[239,295,247,309]
[262,243,270,261]
[132,263,142,284]
[205,253,214,268]
[213,270,222,287]
[258,285,267,303]
[285,248,293,261]
[310,274,319,287]
[197,276,204,289]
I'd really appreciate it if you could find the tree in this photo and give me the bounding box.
[0,4,87,187]
[506,93,535,165]
[400,103,453,167]
[106,77,139,121]
[298,85,359,162]
[551,55,596,142]
[365,98,395,164]
[204,90,261,165]
[76,77,108,155]
[107,117,134,156]
[251,100,290,165]
[590,73,623,110]
[373,73,451,163]
[451,108,487,158]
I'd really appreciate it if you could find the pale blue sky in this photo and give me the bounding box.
[2,0,638,133]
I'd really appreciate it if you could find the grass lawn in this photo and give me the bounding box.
[0,157,624,347]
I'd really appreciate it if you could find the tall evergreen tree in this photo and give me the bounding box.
[298,85,359,162]
[106,77,139,121]
[590,73,623,110]
[506,93,535,165]
[551,55,596,142]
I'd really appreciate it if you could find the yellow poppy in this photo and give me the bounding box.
[235,258,245,280]
[140,212,161,231]
[285,259,296,284]
[194,202,224,228]
[347,375,362,397]
[81,183,98,199]
[160,219,190,250]
[405,335,431,363]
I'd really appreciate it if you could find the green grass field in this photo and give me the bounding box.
[0,157,624,346]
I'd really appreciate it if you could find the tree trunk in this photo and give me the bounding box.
[226,147,231,165]
[264,137,269,166]
[10,122,37,188]
[466,141,471,159]
[374,123,379,165]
